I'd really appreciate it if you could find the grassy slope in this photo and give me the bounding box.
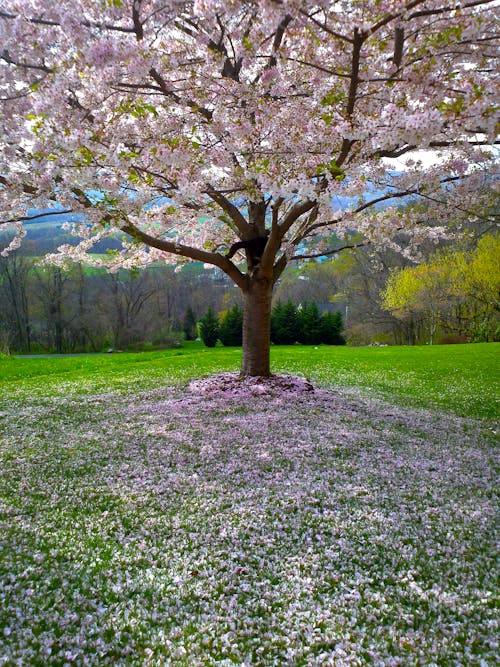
[1,344,497,664]
[1,342,498,418]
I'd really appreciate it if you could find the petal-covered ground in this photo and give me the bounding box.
[0,377,497,666]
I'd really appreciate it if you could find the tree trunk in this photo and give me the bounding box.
[241,278,273,377]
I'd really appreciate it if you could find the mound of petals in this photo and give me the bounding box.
[188,372,315,397]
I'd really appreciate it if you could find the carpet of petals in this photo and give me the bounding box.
[0,378,497,666]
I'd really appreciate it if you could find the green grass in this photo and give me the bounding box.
[272,342,499,419]
[1,342,498,418]
[1,342,497,664]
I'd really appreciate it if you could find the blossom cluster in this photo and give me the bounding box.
[0,0,497,268]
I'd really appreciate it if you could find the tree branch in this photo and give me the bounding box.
[273,253,288,283]
[132,0,144,41]
[392,27,405,69]
[292,242,366,261]
[0,9,137,33]
[1,49,53,73]
[205,185,249,235]
[148,66,213,121]
[278,199,317,236]
[1,208,74,225]
[120,220,247,289]
[299,9,353,43]
[375,138,500,159]
[408,0,496,20]
[268,14,293,69]
[336,28,364,168]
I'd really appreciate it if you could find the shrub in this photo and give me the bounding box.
[219,304,243,346]
[438,334,469,345]
[198,307,219,347]
[152,329,184,348]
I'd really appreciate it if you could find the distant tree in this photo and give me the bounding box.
[0,254,33,353]
[381,235,500,343]
[271,300,300,345]
[107,271,157,348]
[182,306,198,341]
[219,305,243,347]
[332,246,412,345]
[33,266,74,353]
[298,302,323,345]
[320,311,346,345]
[462,235,500,340]
[198,308,219,348]
[381,263,448,344]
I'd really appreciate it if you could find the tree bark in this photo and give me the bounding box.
[241,278,273,377]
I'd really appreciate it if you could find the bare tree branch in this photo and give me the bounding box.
[0,9,138,33]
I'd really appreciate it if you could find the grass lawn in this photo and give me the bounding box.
[2,342,498,417]
[0,343,498,665]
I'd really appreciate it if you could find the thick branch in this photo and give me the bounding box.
[268,14,293,69]
[346,29,364,118]
[392,27,405,69]
[205,185,249,235]
[336,28,364,168]
[132,0,144,40]
[289,205,321,246]
[278,199,317,236]
[120,221,247,289]
[273,253,288,283]
[271,197,284,232]
[148,67,213,121]
[260,199,317,280]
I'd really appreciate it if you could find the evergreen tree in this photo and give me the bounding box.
[271,300,299,345]
[270,302,284,344]
[198,307,219,348]
[298,301,323,345]
[182,306,198,341]
[219,304,243,346]
[320,311,346,345]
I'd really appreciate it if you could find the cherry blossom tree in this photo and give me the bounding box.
[0,0,498,375]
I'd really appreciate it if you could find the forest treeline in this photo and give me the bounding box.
[196,302,346,348]
[0,232,498,354]
[0,255,236,354]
